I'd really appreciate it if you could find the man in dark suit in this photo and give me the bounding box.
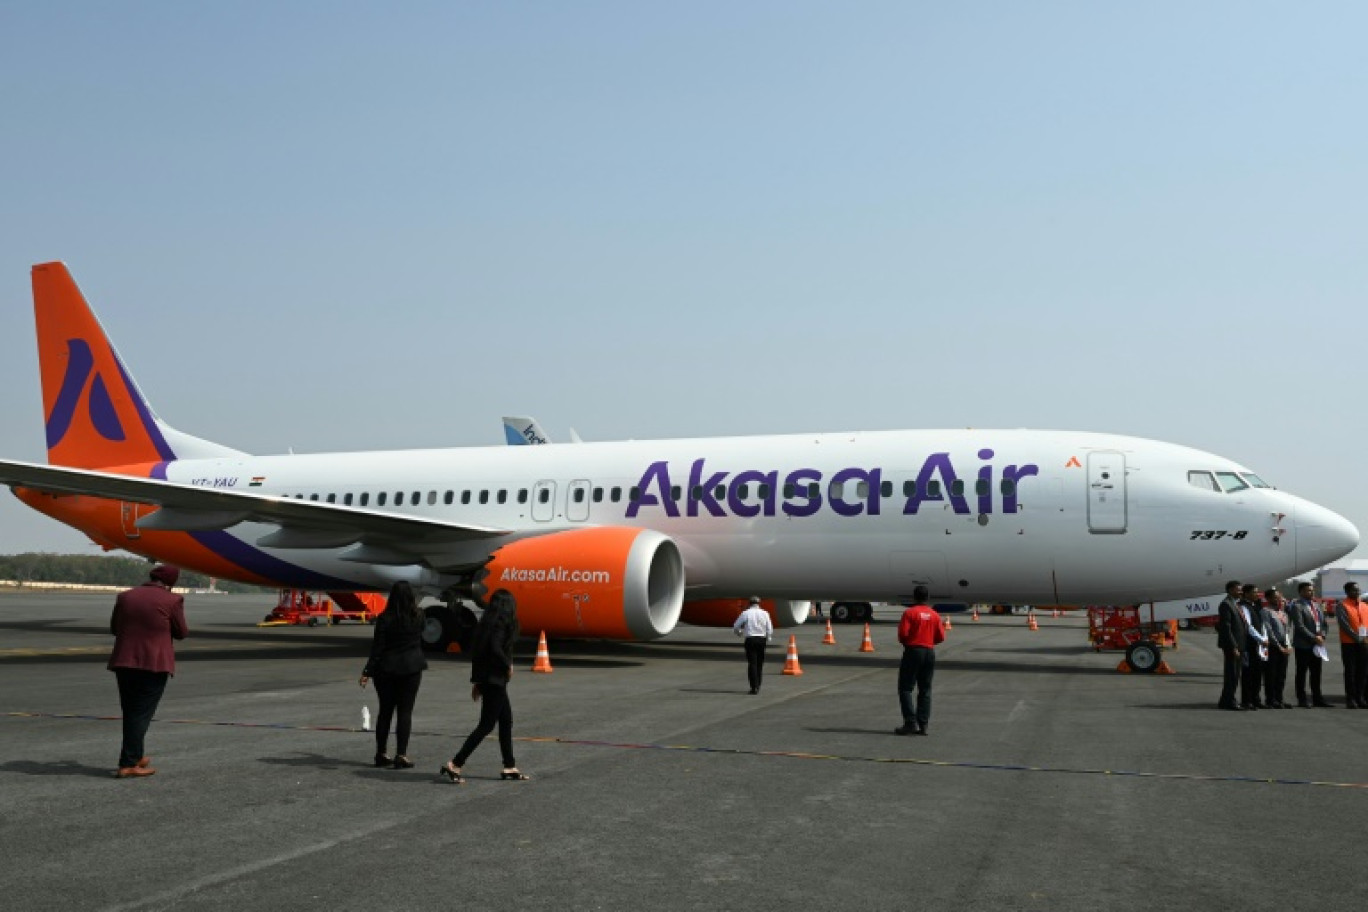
[109,564,188,778]
[1215,580,1246,711]
[1288,581,1331,707]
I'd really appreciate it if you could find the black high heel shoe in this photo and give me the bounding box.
[438,762,465,784]
[500,768,531,781]
[374,754,393,768]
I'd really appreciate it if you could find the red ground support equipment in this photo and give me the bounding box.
[259,590,386,627]
[1087,605,1178,674]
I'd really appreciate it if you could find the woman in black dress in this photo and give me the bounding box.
[360,581,428,768]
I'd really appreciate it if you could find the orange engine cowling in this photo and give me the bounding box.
[476,527,685,640]
[679,597,811,629]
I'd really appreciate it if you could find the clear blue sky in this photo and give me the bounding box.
[1,2,1365,560]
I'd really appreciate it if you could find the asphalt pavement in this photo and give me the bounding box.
[2,591,1364,912]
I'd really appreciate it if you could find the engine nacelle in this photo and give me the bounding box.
[477,527,685,640]
[679,597,811,629]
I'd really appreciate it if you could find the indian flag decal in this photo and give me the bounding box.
[249,476,266,487]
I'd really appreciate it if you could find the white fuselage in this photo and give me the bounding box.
[157,428,1357,604]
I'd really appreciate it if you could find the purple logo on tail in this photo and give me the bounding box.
[46,339,127,449]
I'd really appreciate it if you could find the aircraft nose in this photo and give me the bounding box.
[1292,500,1360,570]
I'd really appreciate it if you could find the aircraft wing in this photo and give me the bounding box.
[0,458,509,547]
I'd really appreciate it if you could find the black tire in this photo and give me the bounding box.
[307,617,324,627]
[830,602,853,623]
[421,604,459,652]
[857,603,874,623]
[1125,641,1161,673]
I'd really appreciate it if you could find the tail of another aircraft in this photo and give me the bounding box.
[32,262,244,469]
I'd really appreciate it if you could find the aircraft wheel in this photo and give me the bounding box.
[857,603,874,623]
[830,602,853,624]
[422,605,458,652]
[1125,641,1161,673]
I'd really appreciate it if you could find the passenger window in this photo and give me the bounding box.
[629,486,640,502]
[881,480,892,498]
[573,488,585,503]
[611,487,622,503]
[411,492,421,506]
[461,491,471,505]
[479,490,490,504]
[949,480,964,497]
[830,481,844,500]
[807,482,820,498]
[927,480,942,497]
[310,494,319,502]
[856,481,869,498]
[378,492,387,506]
[737,484,749,499]
[497,490,508,504]
[975,479,988,496]
[326,494,336,504]
[690,485,702,501]
[999,479,1015,496]
[784,484,795,498]
[427,491,437,506]
[360,492,369,507]
[593,487,603,503]
[518,489,529,504]
[903,480,916,497]
[1215,472,1249,493]
[394,492,402,504]
[671,485,681,501]
[714,484,725,500]
[539,488,550,504]
[1187,471,1219,493]
[343,493,353,506]
[443,491,454,505]
[758,484,770,499]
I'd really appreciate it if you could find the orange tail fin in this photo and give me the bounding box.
[32,262,177,469]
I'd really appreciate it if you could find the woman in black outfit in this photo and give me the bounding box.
[439,589,530,783]
[359,581,428,769]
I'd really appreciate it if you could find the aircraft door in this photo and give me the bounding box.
[567,480,591,522]
[120,502,149,539]
[532,481,556,522]
[1087,451,1127,534]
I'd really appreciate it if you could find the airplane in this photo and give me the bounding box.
[502,416,581,446]
[0,263,1359,652]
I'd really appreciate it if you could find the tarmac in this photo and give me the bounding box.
[2,591,1365,912]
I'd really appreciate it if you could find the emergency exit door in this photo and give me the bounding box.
[1087,451,1127,534]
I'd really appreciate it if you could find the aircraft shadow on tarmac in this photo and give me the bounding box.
[0,759,113,779]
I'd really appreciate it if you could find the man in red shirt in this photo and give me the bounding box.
[896,586,945,736]
[109,564,188,778]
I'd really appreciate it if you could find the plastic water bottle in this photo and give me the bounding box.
[362,706,371,731]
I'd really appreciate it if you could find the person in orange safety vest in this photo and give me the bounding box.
[1336,582,1368,708]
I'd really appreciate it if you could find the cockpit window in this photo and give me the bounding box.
[1187,471,1219,492]
[1239,473,1271,489]
[1215,471,1249,493]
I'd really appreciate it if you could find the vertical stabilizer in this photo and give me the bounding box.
[32,263,244,469]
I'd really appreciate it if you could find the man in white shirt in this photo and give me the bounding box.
[732,596,774,695]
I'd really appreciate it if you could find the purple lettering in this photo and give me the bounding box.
[1001,463,1038,513]
[903,453,969,515]
[728,469,777,518]
[782,468,823,517]
[976,448,994,514]
[626,460,679,519]
[830,467,882,517]
[687,459,729,517]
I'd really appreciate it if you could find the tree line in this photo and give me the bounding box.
[0,553,262,592]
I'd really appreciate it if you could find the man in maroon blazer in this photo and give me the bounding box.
[109,564,188,778]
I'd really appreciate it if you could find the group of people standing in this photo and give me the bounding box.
[107,566,530,783]
[1216,578,1368,710]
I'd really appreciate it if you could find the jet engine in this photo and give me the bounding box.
[679,597,811,629]
[474,527,685,640]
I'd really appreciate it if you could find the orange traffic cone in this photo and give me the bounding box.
[1052,608,1060,618]
[1115,658,1132,673]
[859,623,875,652]
[781,635,804,675]
[1156,659,1176,674]
[944,616,953,632]
[1028,614,1039,631]
[971,607,980,622]
[531,631,554,673]
[821,619,836,645]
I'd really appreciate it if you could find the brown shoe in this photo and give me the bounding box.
[115,766,156,778]
[136,757,151,768]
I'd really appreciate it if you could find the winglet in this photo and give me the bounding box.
[32,262,176,469]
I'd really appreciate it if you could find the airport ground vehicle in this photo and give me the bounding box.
[260,589,386,626]
[1087,605,1178,672]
